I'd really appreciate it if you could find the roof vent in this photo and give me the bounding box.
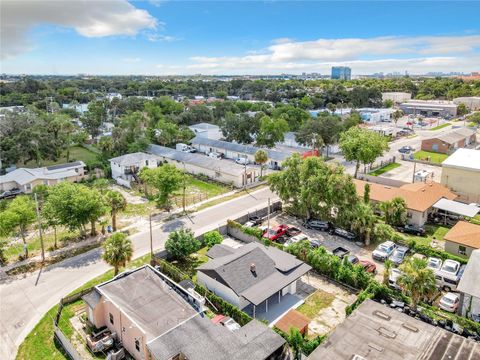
[250,263,256,273]
[373,310,391,321]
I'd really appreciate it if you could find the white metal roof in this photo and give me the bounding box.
[433,198,480,217]
[442,148,480,171]
[457,249,480,298]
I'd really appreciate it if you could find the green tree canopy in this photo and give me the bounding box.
[256,115,289,148]
[398,257,437,310]
[105,190,127,231]
[139,164,184,210]
[102,232,133,275]
[165,228,200,260]
[203,230,223,249]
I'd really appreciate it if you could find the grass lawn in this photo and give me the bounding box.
[170,246,210,280]
[17,146,98,168]
[413,150,449,164]
[297,290,336,319]
[369,162,401,176]
[398,224,450,247]
[429,122,451,131]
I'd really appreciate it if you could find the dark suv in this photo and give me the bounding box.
[398,224,426,236]
[303,219,331,231]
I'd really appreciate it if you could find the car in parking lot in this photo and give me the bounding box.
[390,246,410,266]
[0,188,23,200]
[262,224,289,242]
[372,241,397,262]
[398,146,415,154]
[286,227,302,237]
[388,268,403,290]
[303,219,331,231]
[435,259,465,291]
[208,152,224,159]
[309,239,322,248]
[439,292,460,313]
[235,157,249,165]
[360,260,377,273]
[346,254,359,265]
[244,216,262,227]
[426,257,443,273]
[332,246,350,259]
[398,224,426,236]
[331,227,356,241]
[285,234,308,247]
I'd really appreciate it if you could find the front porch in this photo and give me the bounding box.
[243,292,305,326]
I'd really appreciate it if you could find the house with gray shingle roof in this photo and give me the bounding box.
[109,152,160,188]
[197,242,311,319]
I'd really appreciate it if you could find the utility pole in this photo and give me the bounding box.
[182,162,186,213]
[244,162,247,190]
[267,197,271,232]
[149,212,153,260]
[34,193,45,262]
[412,161,417,183]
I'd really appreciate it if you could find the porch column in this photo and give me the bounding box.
[266,299,268,313]
[253,305,256,318]
[278,290,281,303]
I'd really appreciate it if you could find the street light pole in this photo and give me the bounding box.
[149,212,153,260]
[34,193,45,263]
[182,162,186,213]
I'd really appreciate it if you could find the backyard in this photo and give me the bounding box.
[413,150,449,164]
[369,162,401,176]
[16,146,99,168]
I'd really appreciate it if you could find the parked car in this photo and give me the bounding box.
[331,227,356,241]
[262,224,289,242]
[285,234,308,247]
[0,188,22,200]
[388,268,403,290]
[346,254,359,265]
[372,241,397,262]
[398,224,426,236]
[208,152,224,159]
[360,260,377,273]
[439,292,460,313]
[244,216,262,227]
[303,219,331,231]
[332,247,350,259]
[309,239,322,248]
[390,246,410,266]
[235,157,249,165]
[398,146,414,154]
[220,316,241,332]
[286,227,302,237]
[435,260,466,291]
[426,257,443,272]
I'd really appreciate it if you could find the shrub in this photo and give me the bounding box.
[165,228,201,260]
[203,230,223,249]
[406,240,468,264]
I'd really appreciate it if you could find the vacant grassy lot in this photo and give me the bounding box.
[413,150,449,164]
[369,162,401,176]
[18,146,98,168]
[429,122,451,131]
[297,290,336,319]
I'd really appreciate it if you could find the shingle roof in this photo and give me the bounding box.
[426,127,476,144]
[109,152,159,166]
[46,161,84,171]
[82,288,101,309]
[147,316,285,360]
[444,221,480,249]
[206,244,236,259]
[457,249,480,298]
[354,179,457,212]
[0,162,85,186]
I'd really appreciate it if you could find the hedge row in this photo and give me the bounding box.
[405,239,468,265]
[227,219,264,239]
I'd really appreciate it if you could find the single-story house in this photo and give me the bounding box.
[457,249,480,320]
[188,122,223,140]
[444,221,480,258]
[82,265,285,360]
[354,179,457,227]
[109,152,159,188]
[0,161,86,193]
[421,128,477,154]
[147,144,259,188]
[197,242,311,319]
[307,299,479,360]
[190,136,291,170]
[441,148,480,203]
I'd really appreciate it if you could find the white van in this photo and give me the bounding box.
[435,260,466,291]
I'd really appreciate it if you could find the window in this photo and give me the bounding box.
[135,339,140,352]
[459,246,467,256]
[145,160,149,166]
[109,313,114,325]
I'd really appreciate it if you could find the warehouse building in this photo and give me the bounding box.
[453,96,480,111]
[147,144,259,188]
[381,92,412,104]
[399,100,458,117]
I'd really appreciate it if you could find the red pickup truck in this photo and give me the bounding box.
[262,224,289,241]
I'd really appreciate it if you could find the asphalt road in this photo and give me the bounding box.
[0,187,276,360]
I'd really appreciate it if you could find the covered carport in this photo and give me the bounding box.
[432,198,479,224]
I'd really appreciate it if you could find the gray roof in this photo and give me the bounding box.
[428,128,476,144]
[206,244,236,258]
[46,161,84,171]
[109,152,159,166]
[457,249,480,298]
[147,144,248,176]
[190,136,291,162]
[433,199,480,218]
[96,266,199,339]
[198,243,311,305]
[147,316,285,360]
[82,288,101,309]
[189,122,220,131]
[307,299,480,360]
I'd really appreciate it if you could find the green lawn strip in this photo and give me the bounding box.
[369,162,401,176]
[17,146,98,168]
[297,290,336,319]
[413,150,449,164]
[185,177,229,198]
[121,202,157,217]
[396,225,450,248]
[429,123,451,131]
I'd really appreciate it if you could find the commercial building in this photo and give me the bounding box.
[444,221,480,258]
[358,108,396,123]
[453,96,480,110]
[190,136,291,170]
[82,265,285,360]
[381,92,412,104]
[331,66,351,80]
[147,144,259,188]
[354,179,457,227]
[457,249,480,319]
[109,152,159,188]
[421,128,477,154]
[399,100,458,117]
[307,299,479,360]
[441,148,480,203]
[0,161,86,193]
[188,122,223,140]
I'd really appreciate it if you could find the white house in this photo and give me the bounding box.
[109,152,159,188]
[457,249,480,319]
[188,122,223,140]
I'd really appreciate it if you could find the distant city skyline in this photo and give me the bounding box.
[1,1,480,75]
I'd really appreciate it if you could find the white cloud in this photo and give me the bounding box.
[0,0,158,59]
[123,57,141,63]
[147,34,179,42]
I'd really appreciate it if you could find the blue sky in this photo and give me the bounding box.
[2,1,480,75]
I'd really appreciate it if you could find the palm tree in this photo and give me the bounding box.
[351,202,377,245]
[254,149,268,177]
[102,233,133,275]
[379,197,406,226]
[287,328,304,360]
[99,219,108,236]
[105,190,127,231]
[392,109,403,128]
[383,259,393,285]
[398,257,437,311]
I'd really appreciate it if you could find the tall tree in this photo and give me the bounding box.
[105,190,127,231]
[102,232,133,275]
[392,109,404,128]
[165,228,200,261]
[398,258,437,311]
[350,202,377,245]
[295,119,325,153]
[139,165,184,210]
[256,115,289,148]
[254,149,268,177]
[379,197,407,226]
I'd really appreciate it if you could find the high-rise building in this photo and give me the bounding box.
[331,66,352,80]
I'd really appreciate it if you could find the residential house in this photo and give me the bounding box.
[441,148,480,203]
[307,299,479,360]
[444,221,480,258]
[354,179,457,227]
[190,137,291,170]
[147,144,258,188]
[457,249,480,320]
[0,161,86,193]
[421,128,477,154]
[109,152,159,188]
[188,122,223,140]
[197,242,311,320]
[82,265,285,360]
